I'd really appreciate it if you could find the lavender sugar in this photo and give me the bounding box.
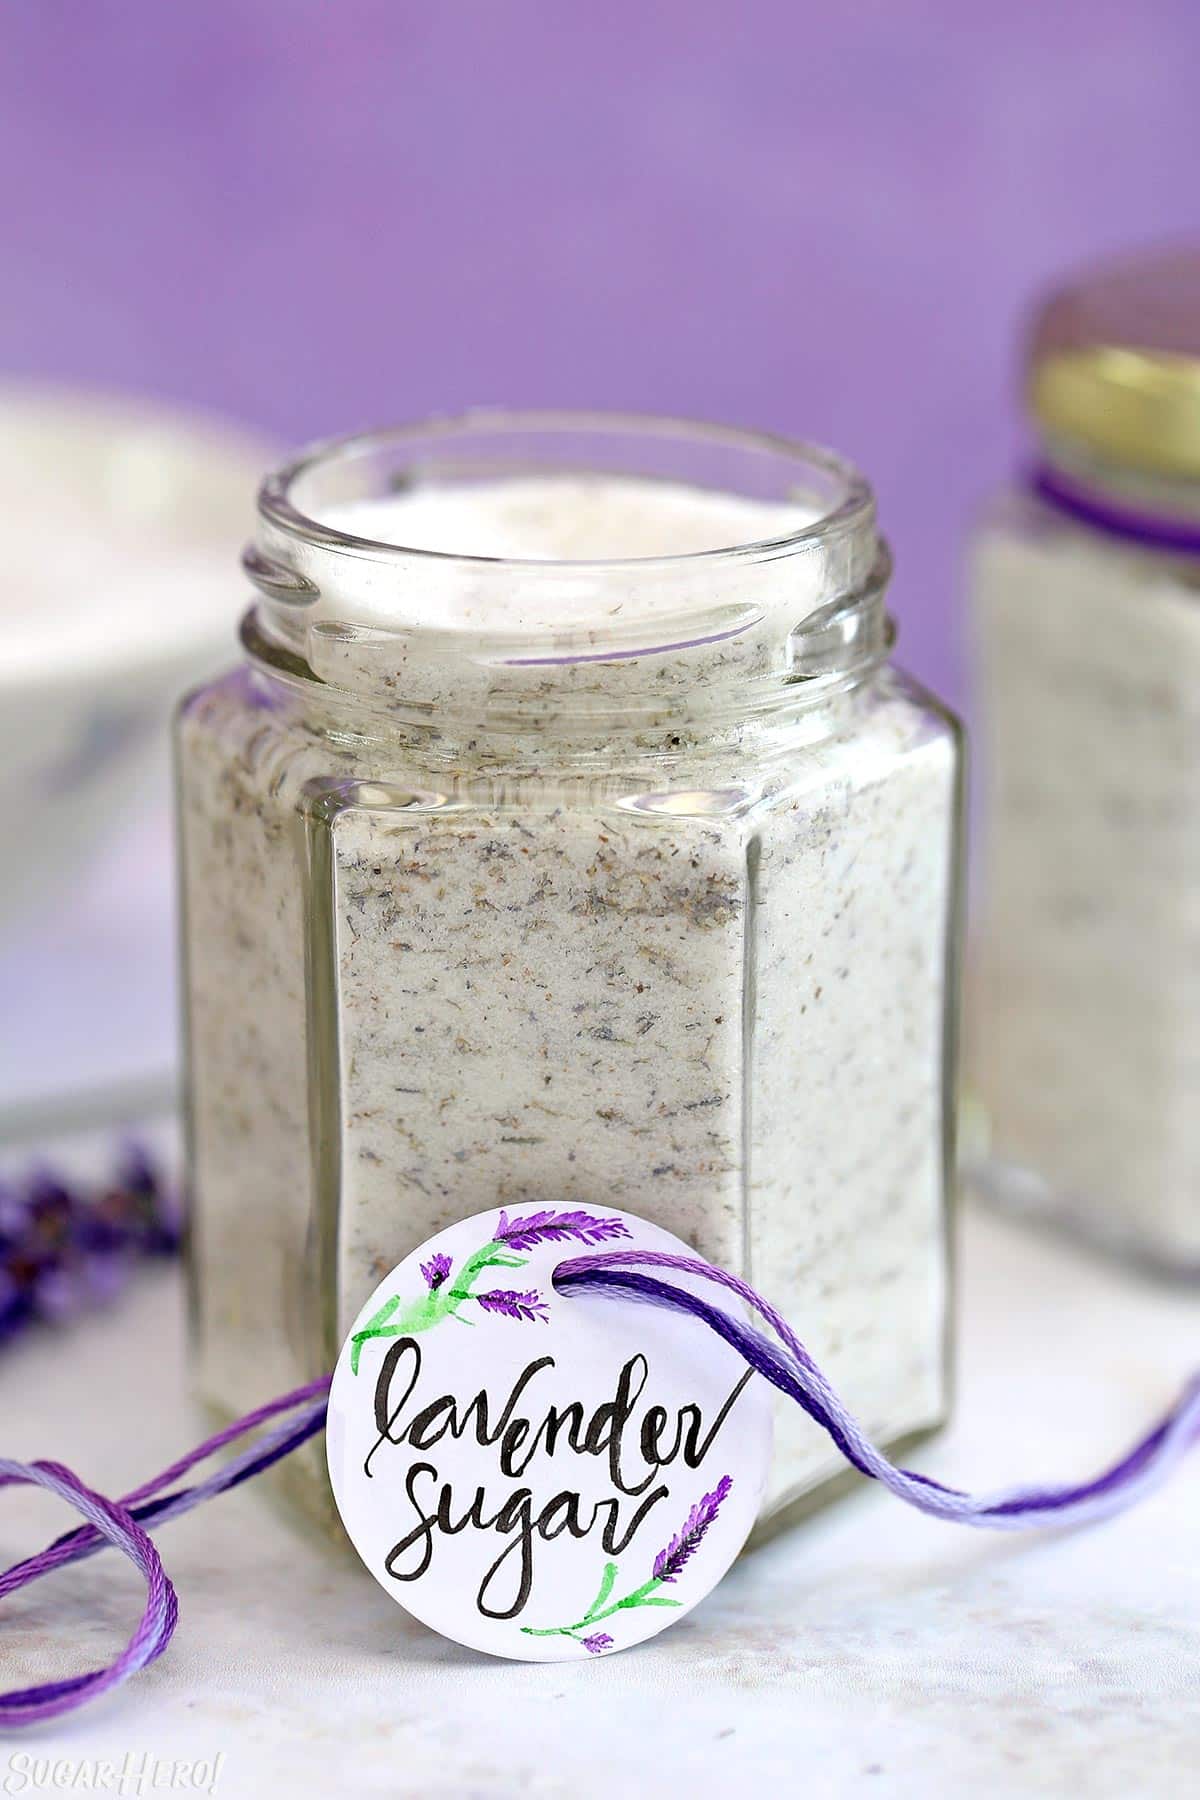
[177,462,961,1532]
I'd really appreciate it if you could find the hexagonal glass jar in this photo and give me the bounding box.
[176,413,963,1536]
[969,248,1200,1275]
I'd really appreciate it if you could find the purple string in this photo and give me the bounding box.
[0,1460,177,1727]
[0,1377,329,1728]
[5,1247,1200,1726]
[553,1250,1200,1526]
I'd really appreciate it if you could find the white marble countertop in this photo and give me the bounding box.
[2,1205,1197,1800]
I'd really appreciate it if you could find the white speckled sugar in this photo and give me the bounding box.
[971,495,1200,1266]
[325,476,810,570]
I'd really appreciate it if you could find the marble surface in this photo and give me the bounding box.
[2,1206,1197,1799]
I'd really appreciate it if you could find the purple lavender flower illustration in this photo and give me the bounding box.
[351,1204,626,1369]
[420,1252,452,1291]
[652,1475,733,1582]
[581,1633,614,1655]
[494,1208,630,1252]
[475,1287,550,1323]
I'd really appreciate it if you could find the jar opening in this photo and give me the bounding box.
[258,411,871,571]
[245,411,890,730]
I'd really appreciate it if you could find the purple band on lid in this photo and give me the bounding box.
[1031,462,1200,557]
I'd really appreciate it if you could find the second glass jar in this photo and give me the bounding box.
[176,413,963,1535]
[969,249,1200,1275]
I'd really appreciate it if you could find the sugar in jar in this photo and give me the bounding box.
[176,412,964,1531]
[970,249,1200,1274]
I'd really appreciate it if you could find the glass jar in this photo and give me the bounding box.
[176,412,963,1535]
[969,249,1200,1275]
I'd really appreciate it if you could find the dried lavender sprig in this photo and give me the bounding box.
[0,1147,180,1353]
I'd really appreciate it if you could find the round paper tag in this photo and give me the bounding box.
[326,1204,772,1661]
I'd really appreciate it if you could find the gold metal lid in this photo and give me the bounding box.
[1028,247,1200,478]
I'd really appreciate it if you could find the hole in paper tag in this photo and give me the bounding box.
[326,1205,773,1661]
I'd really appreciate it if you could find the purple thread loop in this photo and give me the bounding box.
[0,1376,329,1728]
[0,1458,177,1729]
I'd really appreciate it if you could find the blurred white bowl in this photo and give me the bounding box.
[0,385,270,924]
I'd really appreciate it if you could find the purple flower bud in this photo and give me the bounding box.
[0,1265,30,1342]
[0,1184,26,1242]
[581,1633,613,1655]
[32,1265,79,1323]
[420,1252,453,1291]
[82,1251,132,1307]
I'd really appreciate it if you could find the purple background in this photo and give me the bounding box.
[5,0,1199,707]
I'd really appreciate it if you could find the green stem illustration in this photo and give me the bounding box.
[348,1207,629,1371]
[519,1471,732,1653]
[520,1558,681,1645]
[348,1239,528,1372]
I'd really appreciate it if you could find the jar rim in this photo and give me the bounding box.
[247,410,889,727]
[255,408,875,573]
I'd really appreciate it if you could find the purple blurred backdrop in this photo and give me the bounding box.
[5,0,1199,707]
